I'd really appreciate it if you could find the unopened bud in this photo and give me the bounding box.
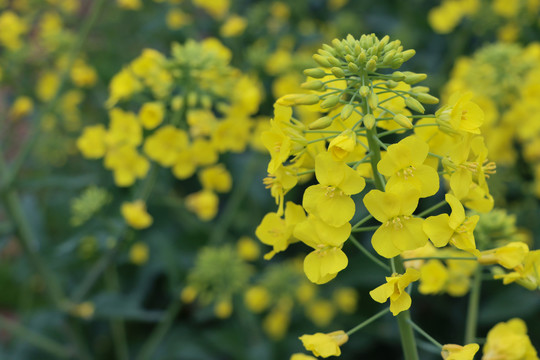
[321,95,340,109]
[401,49,416,62]
[304,68,327,78]
[341,104,354,120]
[405,97,425,114]
[363,114,376,129]
[295,94,320,105]
[386,80,399,89]
[327,56,341,67]
[391,71,405,81]
[359,85,370,98]
[331,67,345,78]
[308,116,334,130]
[415,93,439,104]
[382,50,396,65]
[367,92,378,110]
[313,54,332,68]
[403,72,427,85]
[393,113,413,129]
[301,80,325,90]
[348,62,359,73]
[366,59,377,72]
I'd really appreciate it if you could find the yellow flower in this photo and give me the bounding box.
[71,59,97,87]
[214,299,233,319]
[139,102,165,130]
[419,260,449,295]
[306,300,335,327]
[192,0,229,19]
[428,2,465,34]
[143,125,189,167]
[106,68,142,107]
[294,215,351,284]
[299,330,349,358]
[180,286,197,303]
[494,250,540,290]
[290,354,317,360]
[328,129,356,161]
[263,165,298,216]
[105,146,149,187]
[332,287,358,314]
[377,135,439,197]
[244,286,269,313]
[262,105,293,174]
[36,71,60,102]
[105,108,142,148]
[478,242,529,269]
[236,236,260,261]
[185,190,219,221]
[129,241,149,265]
[0,11,27,50]
[363,188,427,258]
[423,194,480,255]
[166,9,192,30]
[71,302,95,320]
[436,92,484,135]
[117,0,142,10]
[199,164,232,193]
[121,200,153,229]
[9,96,34,120]
[369,268,420,316]
[263,307,290,340]
[483,318,538,360]
[303,152,365,227]
[256,201,305,259]
[220,15,247,37]
[441,343,480,360]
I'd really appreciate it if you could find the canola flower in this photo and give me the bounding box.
[77,39,262,223]
[256,33,540,360]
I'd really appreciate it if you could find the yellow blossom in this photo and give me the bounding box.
[77,125,107,159]
[0,11,27,50]
[263,307,290,340]
[332,287,358,314]
[9,96,34,120]
[36,72,60,102]
[419,260,449,295]
[478,242,529,269]
[106,108,142,148]
[121,200,153,229]
[244,286,270,313]
[306,300,335,327]
[166,9,191,29]
[369,268,420,316]
[363,188,427,258]
[214,299,232,319]
[143,125,189,167]
[192,0,229,19]
[220,15,247,37]
[199,164,232,193]
[185,190,219,221]
[129,242,149,265]
[139,102,165,129]
[71,59,98,87]
[303,152,365,227]
[104,146,149,187]
[441,343,480,360]
[483,318,538,360]
[299,330,349,358]
[436,92,484,135]
[328,129,357,162]
[117,0,142,10]
[236,236,260,261]
[106,68,142,107]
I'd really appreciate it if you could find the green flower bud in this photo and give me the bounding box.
[403,72,427,85]
[393,113,413,129]
[308,116,334,130]
[313,54,332,68]
[391,71,405,81]
[328,56,341,67]
[341,104,355,120]
[363,114,376,129]
[321,95,340,109]
[359,85,370,98]
[415,93,439,104]
[345,54,355,63]
[411,86,430,93]
[366,59,377,72]
[401,49,416,62]
[331,67,346,78]
[405,97,425,114]
[382,50,396,65]
[301,80,325,90]
[385,80,399,89]
[295,94,320,105]
[367,92,378,110]
[348,62,359,73]
[304,68,327,78]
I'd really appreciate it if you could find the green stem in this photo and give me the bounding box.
[105,266,129,360]
[347,308,390,336]
[392,257,420,360]
[2,0,106,188]
[349,234,390,272]
[0,314,72,358]
[464,266,482,344]
[408,320,443,349]
[136,299,182,360]
[351,214,373,230]
[351,225,380,232]
[365,127,385,191]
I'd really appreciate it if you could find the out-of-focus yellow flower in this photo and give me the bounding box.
[121,200,153,229]
[72,302,95,320]
[483,318,538,360]
[299,330,348,358]
[332,287,358,314]
[9,96,34,120]
[71,59,98,87]
[236,236,260,261]
[180,285,197,303]
[306,300,335,327]
[0,11,27,50]
[185,190,219,221]
[129,242,149,265]
[478,242,529,269]
[166,9,192,30]
[77,125,107,159]
[106,68,142,108]
[441,343,479,360]
[192,0,229,19]
[144,125,189,167]
[139,102,165,130]
[263,307,290,340]
[214,299,232,319]
[36,72,60,102]
[244,286,270,313]
[220,15,247,37]
[428,2,465,34]
[117,0,142,10]
[290,354,317,360]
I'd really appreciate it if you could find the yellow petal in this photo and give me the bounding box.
[372,225,403,258]
[363,190,398,223]
[446,193,465,229]
[423,214,453,247]
[315,152,345,186]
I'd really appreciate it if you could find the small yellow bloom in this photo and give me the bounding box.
[117,0,142,10]
[143,125,189,167]
[483,318,538,360]
[214,299,233,319]
[441,343,479,360]
[185,190,219,221]
[180,286,197,303]
[129,241,149,265]
[263,307,290,340]
[290,354,317,360]
[199,164,232,193]
[220,15,247,37]
[419,260,448,295]
[166,9,192,30]
[121,200,153,229]
[306,300,335,327]
[244,286,270,313]
[478,242,529,269]
[369,268,420,316]
[299,330,349,358]
[77,125,107,159]
[236,236,260,261]
[139,102,165,130]
[9,96,34,120]
[328,129,356,162]
[71,301,95,320]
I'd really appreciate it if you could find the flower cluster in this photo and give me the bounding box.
[77,39,262,223]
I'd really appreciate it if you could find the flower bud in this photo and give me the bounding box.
[327,56,341,67]
[403,72,427,85]
[301,80,325,90]
[304,68,327,78]
[393,113,413,128]
[359,85,370,98]
[363,114,376,129]
[331,67,345,78]
[313,54,332,68]
[415,93,439,104]
[366,58,377,72]
[295,94,320,105]
[367,92,378,110]
[401,49,416,62]
[308,116,334,130]
[348,62,359,73]
[341,104,354,120]
[321,95,340,109]
[405,97,425,114]
[391,71,405,81]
